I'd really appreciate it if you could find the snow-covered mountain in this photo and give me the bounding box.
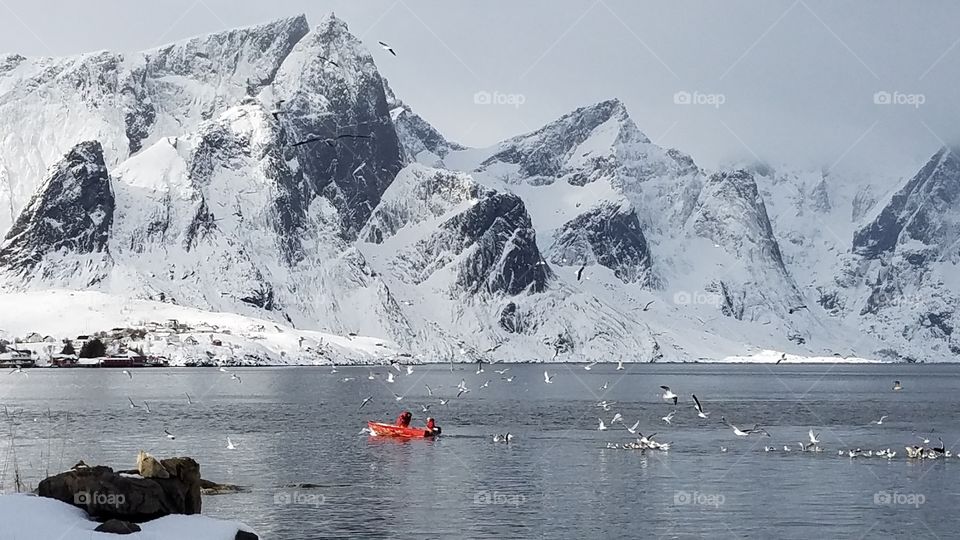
[0,13,955,362]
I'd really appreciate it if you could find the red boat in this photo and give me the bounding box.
[367,421,436,439]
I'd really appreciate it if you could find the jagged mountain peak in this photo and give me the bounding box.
[0,140,113,287]
[854,146,960,260]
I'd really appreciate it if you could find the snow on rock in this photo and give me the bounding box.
[0,141,113,287]
[0,16,310,236]
[0,494,257,540]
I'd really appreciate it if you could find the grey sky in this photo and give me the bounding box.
[1,0,958,176]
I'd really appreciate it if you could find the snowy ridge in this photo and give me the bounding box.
[0,13,956,362]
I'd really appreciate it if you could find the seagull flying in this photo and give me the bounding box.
[127,397,138,409]
[231,373,242,384]
[164,429,176,440]
[576,265,586,281]
[692,394,710,419]
[584,362,597,371]
[616,360,624,371]
[226,437,236,450]
[386,372,395,383]
[392,392,403,402]
[359,395,373,410]
[597,419,608,431]
[544,371,554,384]
[122,370,132,379]
[611,413,623,424]
[494,368,510,375]
[806,428,820,450]
[318,56,339,67]
[425,384,433,396]
[660,386,678,405]
[662,410,676,424]
[626,420,641,434]
[378,41,397,56]
[871,415,888,425]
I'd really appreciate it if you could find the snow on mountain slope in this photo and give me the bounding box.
[0,13,954,363]
[0,141,113,287]
[0,16,310,236]
[359,164,660,362]
[0,290,396,365]
[844,147,960,360]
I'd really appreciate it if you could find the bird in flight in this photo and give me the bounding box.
[660,386,678,405]
[871,415,888,425]
[318,56,339,67]
[661,410,676,424]
[359,395,373,410]
[164,429,176,440]
[642,301,655,311]
[378,41,397,56]
[692,394,710,419]
[544,371,554,384]
[576,265,586,281]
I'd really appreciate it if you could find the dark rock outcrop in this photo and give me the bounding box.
[0,141,114,283]
[549,203,655,285]
[94,519,142,534]
[410,191,551,296]
[37,458,201,522]
[854,147,960,260]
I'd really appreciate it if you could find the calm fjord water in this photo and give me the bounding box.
[1,363,958,539]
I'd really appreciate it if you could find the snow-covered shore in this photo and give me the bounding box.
[0,494,256,539]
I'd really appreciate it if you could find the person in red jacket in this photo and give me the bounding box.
[395,411,412,427]
[425,417,441,436]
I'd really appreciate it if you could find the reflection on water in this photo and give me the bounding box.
[1,364,958,538]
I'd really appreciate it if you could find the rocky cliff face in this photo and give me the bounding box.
[0,141,113,287]
[1,13,957,362]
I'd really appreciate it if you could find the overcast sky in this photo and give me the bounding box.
[1,0,958,177]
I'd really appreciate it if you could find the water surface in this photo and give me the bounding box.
[0,363,957,539]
